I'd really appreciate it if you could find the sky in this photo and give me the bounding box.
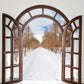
[28,18,53,43]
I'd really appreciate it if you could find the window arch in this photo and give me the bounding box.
[16,5,69,32]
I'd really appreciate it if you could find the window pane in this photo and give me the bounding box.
[13,67,19,80]
[65,39,71,52]
[13,53,19,66]
[44,8,56,17]
[6,18,10,25]
[73,54,79,67]
[30,8,42,16]
[65,29,72,52]
[19,13,30,24]
[55,13,66,25]
[5,53,11,67]
[66,30,71,38]
[73,40,79,53]
[5,39,11,51]
[5,27,11,36]
[73,29,79,38]
[74,19,79,27]
[71,23,75,30]
[13,29,19,51]
[73,69,78,82]
[9,21,14,29]
[65,53,71,65]
[13,37,19,51]
[65,67,71,81]
[5,68,11,82]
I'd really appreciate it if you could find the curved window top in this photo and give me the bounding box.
[16,5,69,31]
[64,16,81,40]
[66,18,80,33]
[4,14,19,32]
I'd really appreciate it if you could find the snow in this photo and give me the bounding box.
[14,47,72,84]
[23,47,62,81]
[16,81,67,84]
[5,47,72,84]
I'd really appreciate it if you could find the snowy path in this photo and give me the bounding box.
[23,47,62,81]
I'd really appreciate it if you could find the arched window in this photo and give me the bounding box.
[2,5,82,84]
[16,5,69,32]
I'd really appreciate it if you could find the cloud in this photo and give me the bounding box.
[34,34,44,43]
[28,18,53,35]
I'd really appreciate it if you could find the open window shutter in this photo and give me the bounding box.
[62,16,82,84]
[2,14,23,84]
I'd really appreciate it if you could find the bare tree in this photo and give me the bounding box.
[50,22,60,47]
[28,38,40,50]
[42,31,56,51]
[23,26,34,56]
[23,26,40,56]
[41,22,61,52]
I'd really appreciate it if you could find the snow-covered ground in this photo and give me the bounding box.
[23,47,62,81]
[14,47,72,84]
[16,81,67,84]
[6,46,79,84]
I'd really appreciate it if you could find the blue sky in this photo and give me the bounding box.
[42,25,50,32]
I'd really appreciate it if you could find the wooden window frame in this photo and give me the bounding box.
[62,16,82,84]
[2,5,82,84]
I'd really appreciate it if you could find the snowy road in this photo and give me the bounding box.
[23,47,62,81]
